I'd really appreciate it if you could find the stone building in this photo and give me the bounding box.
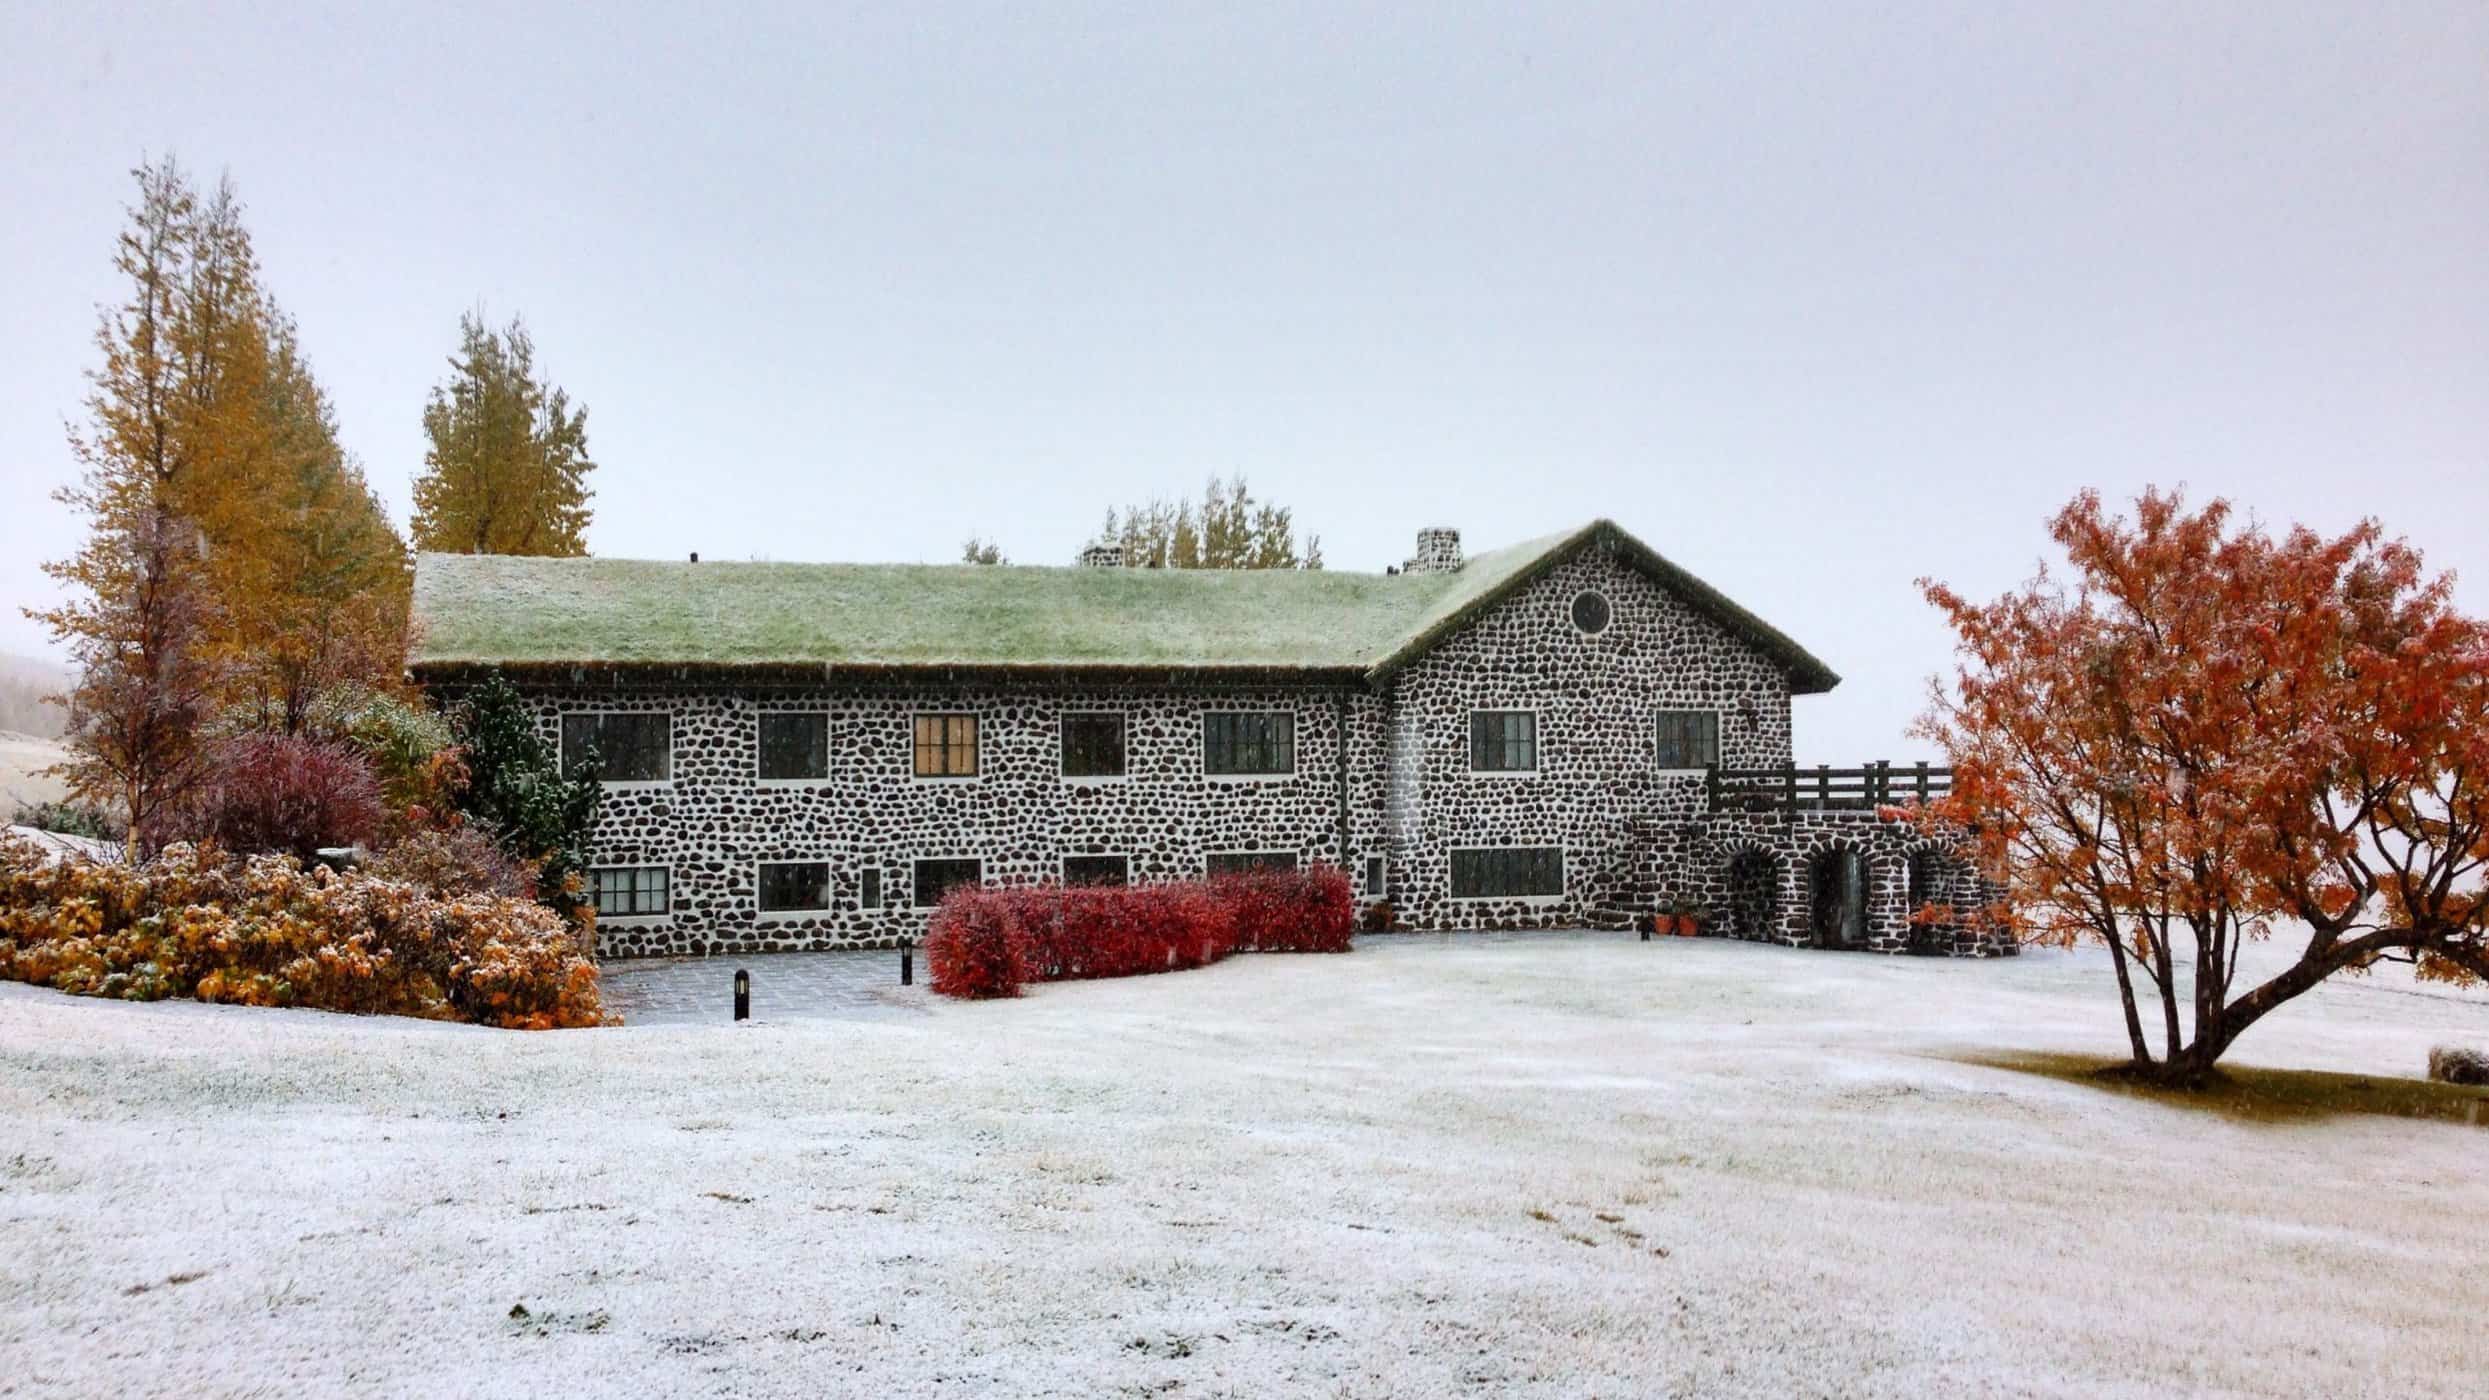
[409,520,2008,958]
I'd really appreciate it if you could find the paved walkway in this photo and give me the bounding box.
[599,948,931,1025]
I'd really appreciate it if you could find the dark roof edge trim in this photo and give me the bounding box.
[407,659,1376,691]
[1363,519,1842,694]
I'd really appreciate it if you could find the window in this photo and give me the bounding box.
[1061,713,1127,778]
[913,714,978,777]
[757,861,830,913]
[1062,854,1129,886]
[589,866,669,917]
[758,712,829,781]
[914,858,983,906]
[1469,710,1538,773]
[1571,590,1612,635]
[1204,711,1294,776]
[560,712,670,782]
[860,868,882,910]
[1655,710,1720,770]
[1207,851,1297,877]
[1451,847,1564,898]
[1365,855,1387,897]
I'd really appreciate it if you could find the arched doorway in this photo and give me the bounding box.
[1724,849,1782,940]
[1809,848,1867,949]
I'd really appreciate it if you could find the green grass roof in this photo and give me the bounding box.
[409,520,1838,691]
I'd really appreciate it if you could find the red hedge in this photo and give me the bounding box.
[925,864,1353,999]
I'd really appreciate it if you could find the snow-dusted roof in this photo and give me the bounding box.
[408,519,1839,692]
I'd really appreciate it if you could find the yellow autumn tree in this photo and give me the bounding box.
[409,312,596,555]
[36,158,415,844]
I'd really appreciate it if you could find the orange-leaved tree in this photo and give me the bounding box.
[1913,488,2488,1084]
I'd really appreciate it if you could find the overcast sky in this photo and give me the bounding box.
[2,1,2482,761]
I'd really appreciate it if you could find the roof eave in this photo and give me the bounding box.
[1363,519,1841,695]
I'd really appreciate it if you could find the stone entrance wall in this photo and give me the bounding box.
[1651,811,2012,956]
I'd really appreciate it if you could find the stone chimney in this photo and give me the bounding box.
[1403,527,1464,574]
[1077,542,1126,569]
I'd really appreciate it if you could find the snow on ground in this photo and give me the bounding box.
[0,730,68,809]
[1,934,2483,1399]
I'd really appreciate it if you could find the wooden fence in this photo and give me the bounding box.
[1707,762,1952,816]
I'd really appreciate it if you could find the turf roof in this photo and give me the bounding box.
[409,520,1839,692]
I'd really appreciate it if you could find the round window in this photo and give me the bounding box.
[1571,590,1612,635]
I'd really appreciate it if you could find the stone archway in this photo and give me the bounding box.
[1723,848,1783,941]
[1808,846,1868,949]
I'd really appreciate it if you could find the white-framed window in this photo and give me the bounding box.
[1062,853,1130,886]
[1204,711,1295,777]
[914,857,984,907]
[1655,710,1721,771]
[1207,851,1298,877]
[561,712,671,784]
[1061,712,1127,779]
[757,860,831,914]
[758,712,830,782]
[588,865,670,918]
[1468,710,1538,774]
[1365,855,1388,897]
[912,713,979,778]
[1450,846,1564,899]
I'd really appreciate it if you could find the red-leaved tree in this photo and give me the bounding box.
[1914,489,2489,1083]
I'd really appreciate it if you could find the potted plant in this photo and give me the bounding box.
[1655,898,1704,937]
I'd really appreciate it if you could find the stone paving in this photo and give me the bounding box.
[597,929,1667,1025]
[599,947,931,1025]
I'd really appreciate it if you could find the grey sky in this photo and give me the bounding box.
[3,1,2482,761]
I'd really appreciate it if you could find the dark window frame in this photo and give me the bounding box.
[1449,846,1566,899]
[1571,589,1612,635]
[860,867,883,910]
[757,711,831,782]
[913,857,984,907]
[1468,710,1539,774]
[1655,710,1721,771]
[757,860,832,914]
[1203,711,1295,777]
[1060,712,1128,779]
[560,711,672,783]
[912,713,980,778]
[588,865,669,917]
[1061,854,1130,886]
[1206,851,1298,877]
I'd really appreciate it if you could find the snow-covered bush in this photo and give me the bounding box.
[2428,1046,2489,1086]
[926,866,1352,999]
[0,834,605,1029]
[366,826,536,901]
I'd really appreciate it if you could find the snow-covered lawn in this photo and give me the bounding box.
[3,934,2483,1398]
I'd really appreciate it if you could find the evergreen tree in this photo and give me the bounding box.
[410,312,596,555]
[449,673,601,926]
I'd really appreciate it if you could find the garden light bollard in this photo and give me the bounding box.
[901,942,913,986]
[734,968,749,1022]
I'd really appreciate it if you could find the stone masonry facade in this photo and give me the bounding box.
[476,527,2005,958]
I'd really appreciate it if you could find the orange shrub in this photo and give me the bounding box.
[0,835,607,1029]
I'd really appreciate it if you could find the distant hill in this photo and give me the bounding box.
[0,653,70,739]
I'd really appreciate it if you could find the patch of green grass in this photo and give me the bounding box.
[1958,1049,2489,1128]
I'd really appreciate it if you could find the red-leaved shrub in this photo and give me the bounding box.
[924,887,1031,999]
[925,865,1352,999]
[1217,864,1355,952]
[160,733,385,862]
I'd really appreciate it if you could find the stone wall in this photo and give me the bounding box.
[1380,540,1796,930]
[522,682,1388,957]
